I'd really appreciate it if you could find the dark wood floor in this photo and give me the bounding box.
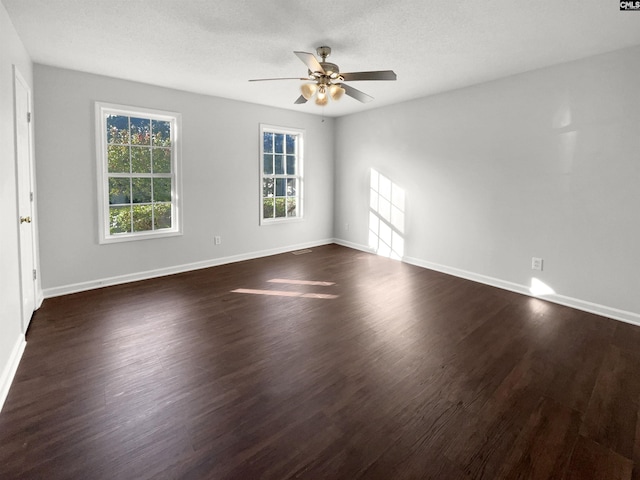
[1,244,640,479]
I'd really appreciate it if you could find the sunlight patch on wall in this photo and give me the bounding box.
[552,99,578,175]
[552,100,572,130]
[369,169,405,260]
[529,277,555,297]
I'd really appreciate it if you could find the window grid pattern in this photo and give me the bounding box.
[96,103,180,242]
[261,126,303,223]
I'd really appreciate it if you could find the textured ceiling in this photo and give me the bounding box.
[4,0,640,117]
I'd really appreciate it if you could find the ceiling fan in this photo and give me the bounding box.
[249,46,397,106]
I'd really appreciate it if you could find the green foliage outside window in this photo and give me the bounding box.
[261,128,301,222]
[105,114,173,235]
[109,203,172,234]
[263,198,296,219]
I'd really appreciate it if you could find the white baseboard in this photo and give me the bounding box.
[0,335,26,413]
[332,238,640,326]
[402,255,640,327]
[43,238,334,298]
[42,236,640,327]
[36,287,44,309]
[332,238,375,254]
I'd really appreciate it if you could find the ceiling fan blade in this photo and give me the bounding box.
[294,95,308,104]
[294,51,325,74]
[249,77,308,82]
[340,70,397,82]
[341,83,374,103]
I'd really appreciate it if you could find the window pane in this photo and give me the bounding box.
[152,120,171,147]
[153,202,172,229]
[263,154,273,175]
[259,126,303,224]
[107,115,129,144]
[131,147,151,173]
[152,148,171,174]
[287,178,297,197]
[274,134,284,153]
[263,198,274,219]
[287,198,297,217]
[263,132,273,153]
[132,204,153,231]
[109,206,131,234]
[263,178,274,197]
[286,155,296,175]
[275,198,286,217]
[108,145,130,173]
[100,105,181,241]
[132,177,152,203]
[153,178,172,202]
[275,155,284,174]
[286,134,296,154]
[130,117,151,145]
[109,178,130,204]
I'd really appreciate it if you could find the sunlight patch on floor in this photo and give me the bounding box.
[232,288,339,299]
[268,278,335,286]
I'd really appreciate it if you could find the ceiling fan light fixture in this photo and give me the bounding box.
[315,86,328,105]
[250,46,396,107]
[300,83,317,100]
[329,85,345,101]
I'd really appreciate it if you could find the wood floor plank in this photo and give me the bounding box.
[496,396,581,479]
[1,244,639,479]
[581,345,640,458]
[565,435,633,480]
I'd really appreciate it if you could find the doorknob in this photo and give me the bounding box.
[20,216,31,224]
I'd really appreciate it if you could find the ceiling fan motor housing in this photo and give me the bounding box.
[315,46,340,78]
[320,62,340,77]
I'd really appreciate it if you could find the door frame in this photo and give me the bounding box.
[13,66,42,334]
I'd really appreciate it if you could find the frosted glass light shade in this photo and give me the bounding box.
[315,95,328,106]
[315,85,328,105]
[329,85,345,101]
[300,83,317,100]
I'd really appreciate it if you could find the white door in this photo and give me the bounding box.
[14,68,36,333]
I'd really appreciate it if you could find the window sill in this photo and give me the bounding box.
[99,229,182,244]
[260,217,304,226]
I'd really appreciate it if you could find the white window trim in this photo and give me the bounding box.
[259,124,304,225]
[95,102,183,244]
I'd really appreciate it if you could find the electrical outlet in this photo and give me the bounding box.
[345,223,349,231]
[214,236,221,245]
[531,257,543,271]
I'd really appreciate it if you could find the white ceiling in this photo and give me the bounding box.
[4,0,640,117]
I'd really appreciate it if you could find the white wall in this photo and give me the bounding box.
[34,66,334,294]
[0,1,32,407]
[334,45,640,322]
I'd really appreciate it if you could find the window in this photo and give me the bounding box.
[260,124,303,224]
[95,102,181,243]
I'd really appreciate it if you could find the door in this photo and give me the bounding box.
[14,67,36,333]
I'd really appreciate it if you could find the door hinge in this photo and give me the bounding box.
[33,269,37,281]
[27,112,31,123]
[30,192,34,202]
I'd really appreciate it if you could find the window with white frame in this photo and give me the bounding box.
[260,124,303,224]
[95,102,181,243]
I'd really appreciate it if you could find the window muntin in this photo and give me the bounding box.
[96,103,181,243]
[260,125,303,224]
